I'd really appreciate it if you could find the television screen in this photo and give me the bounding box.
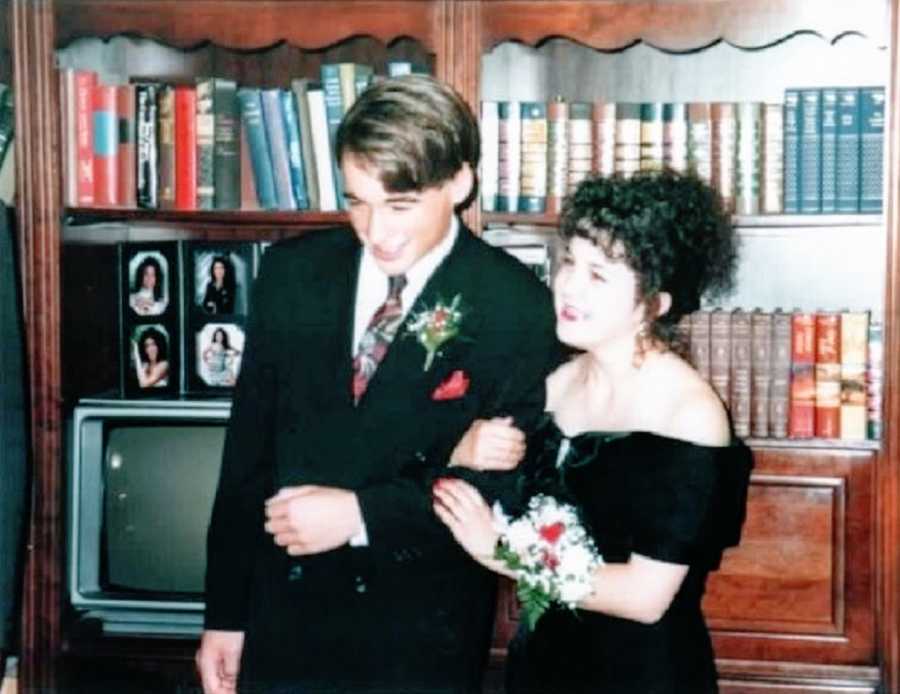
[68,398,231,637]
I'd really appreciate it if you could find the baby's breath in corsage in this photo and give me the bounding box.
[406,294,464,371]
[492,494,603,630]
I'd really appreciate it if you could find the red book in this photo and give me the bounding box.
[814,311,841,438]
[116,84,136,208]
[789,311,816,438]
[174,85,197,211]
[74,70,98,206]
[91,83,118,207]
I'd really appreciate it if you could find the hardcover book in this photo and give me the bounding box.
[789,311,816,438]
[497,100,522,212]
[567,101,593,194]
[798,88,822,214]
[174,85,198,211]
[686,102,712,185]
[866,320,883,440]
[195,78,216,210]
[614,102,641,178]
[750,309,772,438]
[761,102,784,214]
[769,308,792,438]
[820,88,838,214]
[782,89,800,214]
[839,310,869,440]
[260,88,298,211]
[75,70,98,207]
[92,83,119,208]
[116,84,137,209]
[279,89,309,211]
[156,85,176,210]
[729,308,752,438]
[212,78,241,210]
[710,102,737,212]
[290,78,321,211]
[236,87,277,210]
[709,308,731,409]
[546,98,569,214]
[592,100,616,177]
[735,102,762,216]
[662,102,688,174]
[689,310,711,382]
[859,86,885,214]
[480,101,499,212]
[135,82,159,209]
[836,88,861,213]
[518,101,548,213]
[638,102,664,172]
[814,311,841,438]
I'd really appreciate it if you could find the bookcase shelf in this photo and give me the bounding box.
[745,437,881,452]
[485,212,886,230]
[64,207,350,229]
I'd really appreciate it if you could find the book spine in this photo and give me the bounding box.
[290,79,320,210]
[212,78,241,210]
[567,101,593,194]
[480,101,499,212]
[236,87,277,210]
[135,83,158,209]
[157,85,176,210]
[836,88,862,213]
[497,100,521,212]
[820,88,838,214]
[260,88,297,211]
[239,125,259,211]
[750,309,772,438]
[866,320,883,440]
[789,311,816,438]
[639,102,664,171]
[92,83,118,207]
[686,102,712,185]
[689,310,711,383]
[305,85,338,212]
[710,102,737,212]
[546,97,569,214]
[116,84,137,209]
[60,70,79,207]
[353,65,374,99]
[614,102,641,178]
[735,102,762,216]
[320,63,347,210]
[174,85,198,211]
[814,311,841,438]
[782,89,800,214]
[74,70,97,206]
[761,102,784,214]
[798,88,822,214]
[592,100,616,177]
[195,78,216,210]
[729,308,752,438]
[769,309,792,438]
[518,101,548,213]
[839,310,869,440]
[859,86,885,214]
[662,102,688,174]
[279,88,309,210]
[709,308,731,408]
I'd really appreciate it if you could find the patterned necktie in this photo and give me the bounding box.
[352,274,408,404]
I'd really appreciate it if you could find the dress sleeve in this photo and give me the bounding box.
[626,439,753,568]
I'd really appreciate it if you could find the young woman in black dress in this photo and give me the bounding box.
[435,170,752,694]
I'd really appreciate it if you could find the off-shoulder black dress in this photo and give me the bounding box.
[505,416,753,694]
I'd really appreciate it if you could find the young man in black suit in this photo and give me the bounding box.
[197,75,559,693]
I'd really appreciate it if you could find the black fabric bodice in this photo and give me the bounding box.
[506,415,753,694]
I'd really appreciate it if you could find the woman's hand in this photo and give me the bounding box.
[449,416,525,471]
[432,478,499,564]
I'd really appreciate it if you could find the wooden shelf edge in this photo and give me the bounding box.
[744,437,881,452]
[64,207,349,228]
[484,212,884,230]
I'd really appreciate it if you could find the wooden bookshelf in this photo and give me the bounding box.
[9,1,900,692]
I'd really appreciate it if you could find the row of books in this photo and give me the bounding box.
[480,86,885,217]
[0,83,14,206]
[682,308,882,442]
[60,61,428,213]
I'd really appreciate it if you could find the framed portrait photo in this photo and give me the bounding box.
[121,244,178,318]
[124,322,178,397]
[189,321,246,392]
[187,242,254,318]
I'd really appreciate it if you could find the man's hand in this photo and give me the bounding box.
[449,416,526,471]
[264,485,363,555]
[196,629,244,694]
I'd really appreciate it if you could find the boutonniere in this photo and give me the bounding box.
[406,293,464,371]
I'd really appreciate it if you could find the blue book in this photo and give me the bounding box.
[235,87,277,210]
[782,89,800,214]
[518,101,548,214]
[260,88,296,210]
[798,88,822,214]
[820,88,838,214]
[319,63,347,210]
[836,88,861,213]
[859,86,885,214]
[279,89,309,210]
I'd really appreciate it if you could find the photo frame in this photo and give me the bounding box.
[187,242,254,318]
[123,247,175,317]
[124,322,178,397]
[193,322,246,389]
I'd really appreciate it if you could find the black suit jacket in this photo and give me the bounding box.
[205,224,559,692]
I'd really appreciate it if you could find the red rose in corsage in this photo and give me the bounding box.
[493,494,603,630]
[431,369,470,401]
[406,294,464,371]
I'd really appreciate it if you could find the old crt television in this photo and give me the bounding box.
[67,398,231,637]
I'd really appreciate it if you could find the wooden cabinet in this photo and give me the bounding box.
[10,1,900,692]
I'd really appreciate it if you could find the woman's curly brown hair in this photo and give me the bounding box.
[559,170,739,353]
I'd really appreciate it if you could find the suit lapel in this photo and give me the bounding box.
[358,227,481,406]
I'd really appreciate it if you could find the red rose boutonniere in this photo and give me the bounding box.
[406,294,464,371]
